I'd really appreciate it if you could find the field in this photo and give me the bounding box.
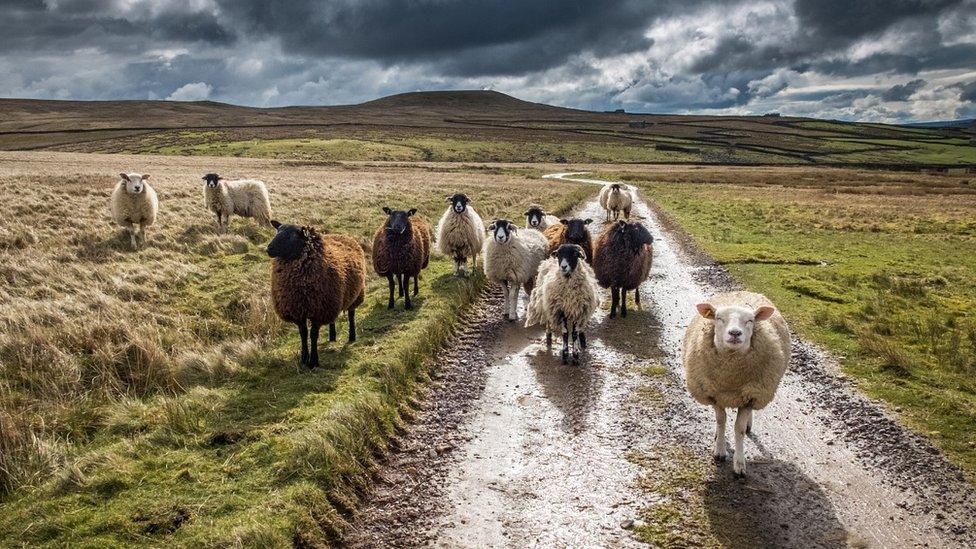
[0,151,591,545]
[1,91,973,167]
[597,165,976,474]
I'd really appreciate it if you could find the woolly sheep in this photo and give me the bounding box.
[598,183,632,221]
[524,204,559,231]
[203,173,273,232]
[483,219,549,320]
[111,172,158,249]
[525,244,600,364]
[543,218,594,263]
[268,221,366,368]
[682,291,790,476]
[435,192,485,276]
[593,220,654,318]
[371,207,432,310]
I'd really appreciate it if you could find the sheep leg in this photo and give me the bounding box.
[397,272,405,297]
[561,320,570,364]
[610,287,619,318]
[746,413,753,435]
[297,320,309,366]
[501,281,510,320]
[578,331,587,350]
[413,275,419,296]
[624,207,631,219]
[403,274,413,309]
[571,324,580,363]
[386,274,396,309]
[621,290,628,318]
[328,323,337,342]
[634,287,641,307]
[221,213,230,233]
[508,283,519,320]
[306,322,322,368]
[713,405,728,462]
[348,308,357,342]
[545,331,552,350]
[733,407,752,476]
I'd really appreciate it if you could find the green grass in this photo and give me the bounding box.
[604,172,976,478]
[156,137,428,162]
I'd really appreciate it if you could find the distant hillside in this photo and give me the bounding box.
[0,91,973,167]
[903,119,975,129]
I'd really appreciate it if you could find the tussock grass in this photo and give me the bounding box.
[0,151,592,545]
[606,165,976,478]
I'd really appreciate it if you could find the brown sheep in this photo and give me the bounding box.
[543,218,594,263]
[371,207,432,310]
[593,220,654,318]
[268,220,366,368]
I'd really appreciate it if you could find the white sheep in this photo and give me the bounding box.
[111,172,158,249]
[435,192,485,276]
[524,204,559,231]
[598,183,632,221]
[483,219,549,320]
[682,291,790,476]
[202,173,272,232]
[525,244,600,364]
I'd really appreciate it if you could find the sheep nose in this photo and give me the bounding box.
[729,329,743,337]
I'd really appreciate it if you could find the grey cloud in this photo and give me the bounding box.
[882,79,926,101]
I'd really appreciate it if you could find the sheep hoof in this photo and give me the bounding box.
[572,350,580,363]
[745,425,752,435]
[387,300,395,310]
[503,312,510,320]
[405,302,413,310]
[560,349,570,364]
[733,470,746,479]
[713,454,727,463]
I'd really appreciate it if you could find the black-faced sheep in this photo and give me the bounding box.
[435,193,485,276]
[682,291,790,476]
[483,219,549,320]
[268,221,366,368]
[111,172,158,249]
[524,204,559,231]
[525,244,600,364]
[542,218,594,263]
[593,220,654,318]
[203,173,272,232]
[371,207,432,310]
[598,183,632,221]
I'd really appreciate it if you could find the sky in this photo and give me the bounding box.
[1,0,975,122]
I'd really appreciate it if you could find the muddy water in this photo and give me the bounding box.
[349,173,976,548]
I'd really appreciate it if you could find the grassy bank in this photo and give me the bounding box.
[0,153,592,545]
[601,166,976,477]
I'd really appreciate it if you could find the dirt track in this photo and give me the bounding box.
[346,173,976,547]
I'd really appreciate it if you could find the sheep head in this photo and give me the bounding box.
[488,219,517,244]
[202,173,223,189]
[120,173,149,194]
[524,205,545,228]
[560,218,592,244]
[382,207,417,235]
[267,220,317,261]
[695,302,776,354]
[446,193,471,214]
[552,244,585,278]
[610,220,653,252]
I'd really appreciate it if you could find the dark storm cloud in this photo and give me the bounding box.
[793,0,961,43]
[882,79,927,101]
[958,81,976,102]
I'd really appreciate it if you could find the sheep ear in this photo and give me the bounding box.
[584,218,593,225]
[408,208,417,216]
[446,196,453,202]
[754,306,775,322]
[120,173,130,181]
[382,207,392,215]
[142,174,150,180]
[201,175,208,181]
[560,219,569,225]
[550,250,559,257]
[695,303,716,319]
[488,223,496,232]
[271,220,282,229]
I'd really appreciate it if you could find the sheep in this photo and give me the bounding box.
[593,220,654,318]
[267,220,366,368]
[202,173,272,232]
[525,244,601,364]
[542,218,594,263]
[111,172,158,249]
[524,204,559,231]
[371,207,432,310]
[435,192,485,276]
[682,291,790,476]
[483,219,549,320]
[598,183,632,221]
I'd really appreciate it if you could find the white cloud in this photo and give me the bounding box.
[166,82,213,101]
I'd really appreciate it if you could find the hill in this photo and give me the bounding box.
[0,91,973,167]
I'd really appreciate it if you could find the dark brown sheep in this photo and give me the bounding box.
[593,220,654,318]
[268,220,366,368]
[371,207,432,310]
[543,218,594,263]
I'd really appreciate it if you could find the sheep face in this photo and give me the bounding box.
[383,207,417,235]
[553,244,585,278]
[695,303,776,353]
[267,220,307,261]
[120,173,149,194]
[447,193,471,214]
[560,218,593,244]
[610,183,622,193]
[524,206,545,228]
[612,220,653,251]
[202,173,223,189]
[488,219,517,244]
